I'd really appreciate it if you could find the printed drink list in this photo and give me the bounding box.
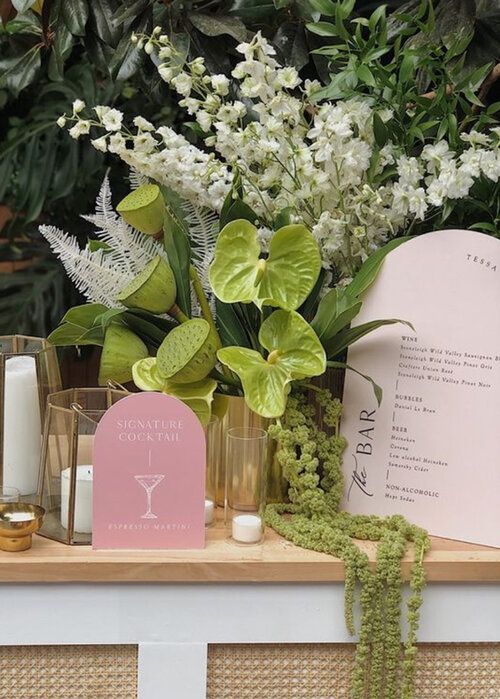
[341,229,500,547]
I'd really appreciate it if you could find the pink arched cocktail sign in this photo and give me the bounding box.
[93,392,205,549]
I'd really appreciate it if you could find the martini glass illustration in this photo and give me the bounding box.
[134,453,165,519]
[135,474,164,519]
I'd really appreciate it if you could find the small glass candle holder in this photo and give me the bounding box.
[225,427,267,545]
[0,335,62,499]
[38,386,128,545]
[204,417,220,527]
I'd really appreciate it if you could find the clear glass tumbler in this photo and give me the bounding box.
[225,427,267,544]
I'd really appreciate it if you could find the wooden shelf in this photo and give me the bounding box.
[0,522,498,583]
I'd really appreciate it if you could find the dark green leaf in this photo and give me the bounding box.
[12,0,34,12]
[161,188,192,317]
[0,47,41,97]
[398,52,415,84]
[274,207,293,229]
[89,0,122,48]
[308,0,337,15]
[329,360,383,405]
[122,312,171,349]
[325,318,413,358]
[358,64,376,87]
[63,303,109,328]
[216,299,253,348]
[48,23,74,80]
[48,322,103,347]
[188,13,248,42]
[311,287,363,341]
[227,0,277,24]
[373,112,388,148]
[62,0,89,35]
[273,22,309,71]
[346,237,411,299]
[306,21,338,36]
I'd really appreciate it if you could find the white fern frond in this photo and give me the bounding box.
[40,225,132,307]
[181,200,217,303]
[81,176,166,273]
[182,201,218,258]
[129,168,149,189]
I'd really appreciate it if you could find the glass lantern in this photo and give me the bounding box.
[225,427,267,545]
[38,387,128,545]
[0,335,61,500]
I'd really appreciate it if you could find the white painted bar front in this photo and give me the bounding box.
[0,581,499,699]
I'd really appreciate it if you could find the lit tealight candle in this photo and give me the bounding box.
[232,514,263,544]
[60,465,93,534]
[205,498,215,526]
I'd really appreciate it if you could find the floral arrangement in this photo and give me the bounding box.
[56,31,500,283]
[39,26,500,699]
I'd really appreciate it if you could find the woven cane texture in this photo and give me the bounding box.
[0,644,137,699]
[207,643,500,699]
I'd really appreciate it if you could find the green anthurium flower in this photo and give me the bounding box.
[132,357,217,426]
[217,310,326,418]
[209,220,321,311]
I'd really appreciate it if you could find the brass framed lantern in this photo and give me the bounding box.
[38,386,129,545]
[0,335,62,500]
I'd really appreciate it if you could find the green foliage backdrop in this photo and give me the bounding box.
[0,0,499,335]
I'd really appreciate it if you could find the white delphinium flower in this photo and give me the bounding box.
[397,156,423,188]
[91,136,108,152]
[69,120,90,139]
[158,64,174,82]
[460,130,491,147]
[276,66,300,89]
[72,99,85,114]
[421,140,453,173]
[56,116,66,128]
[478,150,500,181]
[133,116,155,132]
[94,105,110,120]
[102,109,123,131]
[211,74,230,95]
[171,72,192,97]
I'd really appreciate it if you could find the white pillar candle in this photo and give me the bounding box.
[205,498,214,526]
[3,356,42,496]
[60,465,93,534]
[232,514,263,544]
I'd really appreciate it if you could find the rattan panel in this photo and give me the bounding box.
[207,643,500,699]
[0,645,137,699]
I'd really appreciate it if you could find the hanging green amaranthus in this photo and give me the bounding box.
[266,389,430,699]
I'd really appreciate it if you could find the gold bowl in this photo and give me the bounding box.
[0,503,45,552]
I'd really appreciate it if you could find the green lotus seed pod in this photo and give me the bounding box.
[116,184,165,236]
[116,256,176,314]
[157,318,218,384]
[98,324,148,386]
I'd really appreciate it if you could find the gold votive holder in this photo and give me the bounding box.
[0,503,45,552]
